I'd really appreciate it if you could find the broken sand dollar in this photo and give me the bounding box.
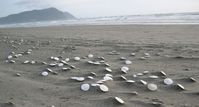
[74,57,80,61]
[164,78,173,85]
[125,60,132,65]
[147,83,158,91]
[99,84,109,92]
[41,71,48,76]
[81,83,90,91]
[121,66,129,73]
[88,54,94,58]
[114,97,125,104]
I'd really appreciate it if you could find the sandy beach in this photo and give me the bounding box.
[0,25,199,107]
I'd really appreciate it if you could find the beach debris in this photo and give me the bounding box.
[99,84,109,92]
[88,54,94,58]
[71,77,85,82]
[176,84,185,90]
[147,83,158,91]
[41,71,48,76]
[114,97,125,104]
[125,60,132,65]
[164,78,173,85]
[81,83,90,91]
[105,67,112,72]
[74,57,80,61]
[121,66,129,73]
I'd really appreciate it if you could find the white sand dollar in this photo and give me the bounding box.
[149,75,159,79]
[81,83,90,91]
[147,83,158,91]
[164,78,173,85]
[126,80,135,83]
[65,58,70,62]
[41,71,48,76]
[115,97,125,104]
[103,76,113,81]
[177,84,185,90]
[140,80,147,85]
[99,84,109,92]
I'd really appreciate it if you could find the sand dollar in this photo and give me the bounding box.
[41,71,48,76]
[147,83,158,91]
[81,83,90,91]
[99,84,109,92]
[164,78,173,85]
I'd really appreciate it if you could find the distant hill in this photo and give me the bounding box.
[0,7,76,24]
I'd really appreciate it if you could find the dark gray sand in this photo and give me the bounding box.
[0,25,199,107]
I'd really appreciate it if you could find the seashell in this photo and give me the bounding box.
[49,63,57,67]
[74,57,80,61]
[45,68,53,72]
[91,83,100,87]
[189,77,197,82]
[120,75,127,80]
[99,84,109,92]
[30,61,36,64]
[69,65,76,69]
[87,76,94,79]
[143,71,149,74]
[15,73,21,77]
[105,68,112,72]
[114,97,125,104]
[126,80,135,83]
[81,83,90,91]
[103,76,113,81]
[130,53,136,56]
[62,67,70,71]
[41,71,48,76]
[104,63,110,67]
[147,83,158,91]
[125,60,132,65]
[9,60,16,63]
[7,55,13,59]
[137,73,144,76]
[164,78,173,85]
[65,58,70,62]
[133,74,137,78]
[160,71,166,76]
[57,63,64,67]
[140,80,147,85]
[149,75,159,79]
[88,54,94,58]
[176,84,185,90]
[120,57,126,60]
[70,77,85,82]
[23,60,29,64]
[105,74,113,77]
[90,72,97,76]
[139,57,147,60]
[121,66,129,73]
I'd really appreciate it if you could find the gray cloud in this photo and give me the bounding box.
[15,0,51,9]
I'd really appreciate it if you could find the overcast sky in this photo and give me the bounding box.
[0,0,199,18]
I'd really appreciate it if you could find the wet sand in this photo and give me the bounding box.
[0,25,199,107]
